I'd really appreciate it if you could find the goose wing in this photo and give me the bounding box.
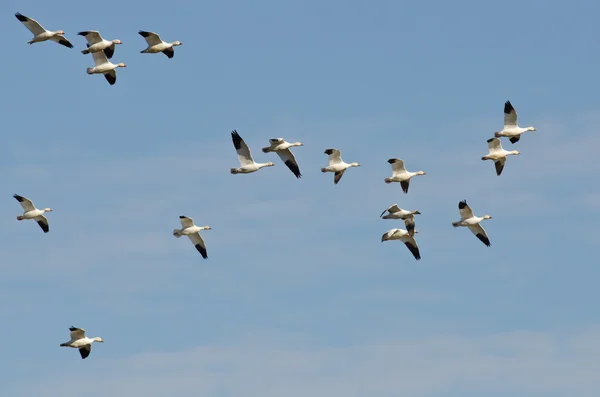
[400,180,410,194]
[324,149,342,166]
[78,30,103,45]
[467,223,491,247]
[79,345,91,359]
[380,204,401,217]
[458,200,475,220]
[404,216,416,237]
[104,70,117,85]
[276,149,301,178]
[503,100,518,128]
[401,235,421,260]
[13,194,35,212]
[231,130,254,166]
[388,158,406,174]
[103,45,115,59]
[69,326,86,341]
[138,30,162,46]
[179,215,194,228]
[162,47,175,58]
[188,233,208,259]
[34,215,49,233]
[50,35,74,48]
[15,13,46,35]
[494,158,506,176]
[92,49,109,66]
[487,137,503,152]
[334,170,345,184]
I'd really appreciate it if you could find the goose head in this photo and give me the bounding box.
[483,215,492,220]
[350,162,360,167]
[202,226,212,230]
[527,126,536,131]
[117,63,127,68]
[511,150,521,155]
[416,171,426,175]
[93,337,104,343]
[56,30,66,35]
[293,142,304,147]
[172,41,183,46]
[44,208,53,213]
[113,39,123,45]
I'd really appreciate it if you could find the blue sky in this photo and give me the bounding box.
[1,0,599,395]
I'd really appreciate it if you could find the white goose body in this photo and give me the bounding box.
[494,100,536,144]
[78,30,123,58]
[380,204,421,236]
[138,31,182,58]
[230,130,275,174]
[481,137,520,176]
[14,12,73,48]
[451,200,492,247]
[86,50,127,85]
[381,228,421,260]
[384,158,426,194]
[321,148,360,184]
[59,326,104,359]
[262,138,304,178]
[173,215,211,259]
[13,194,52,233]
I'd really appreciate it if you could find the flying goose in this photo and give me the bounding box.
[13,194,52,233]
[380,204,421,236]
[494,101,536,144]
[138,31,182,58]
[78,30,122,59]
[381,228,421,260]
[60,326,104,359]
[261,138,304,178]
[14,12,73,48]
[86,50,126,85]
[173,215,211,259]
[230,130,275,174]
[452,200,492,247]
[384,158,426,193]
[321,149,360,184]
[481,137,520,176]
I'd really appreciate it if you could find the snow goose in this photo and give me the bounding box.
[14,12,73,48]
[452,200,492,247]
[60,326,104,359]
[230,130,275,174]
[138,31,182,58]
[380,204,421,236]
[385,158,426,194]
[381,228,421,260]
[481,137,520,176]
[13,194,52,233]
[261,138,304,178]
[173,215,211,259]
[86,50,126,85]
[78,30,123,59]
[494,101,536,144]
[321,149,360,184]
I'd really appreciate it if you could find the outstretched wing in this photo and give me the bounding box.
[188,233,208,259]
[34,215,49,233]
[15,13,46,35]
[78,30,103,45]
[13,194,35,212]
[486,137,503,152]
[179,215,194,228]
[458,200,475,220]
[503,100,518,128]
[69,326,86,341]
[138,30,162,46]
[50,35,74,48]
[231,130,254,166]
[104,70,117,85]
[334,170,345,184]
[79,345,91,359]
[388,158,406,174]
[494,158,506,176]
[400,180,410,194]
[324,149,342,166]
[404,216,416,237]
[467,223,491,247]
[162,47,175,58]
[92,49,109,66]
[402,235,421,260]
[380,204,401,218]
[276,149,301,178]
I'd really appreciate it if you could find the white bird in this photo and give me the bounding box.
[86,50,127,85]
[14,12,73,48]
[138,31,182,58]
[481,137,520,176]
[261,138,304,178]
[384,158,426,193]
[173,215,212,259]
[321,148,360,184]
[452,200,492,247]
[381,228,421,260]
[59,326,104,359]
[13,194,52,233]
[78,30,123,59]
[380,204,421,236]
[494,100,536,144]
[230,130,275,174]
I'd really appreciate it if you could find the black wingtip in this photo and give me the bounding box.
[69,326,77,331]
[324,149,335,155]
[15,12,28,22]
[138,30,150,37]
[195,244,208,259]
[504,100,514,114]
[458,200,467,209]
[486,137,495,143]
[13,194,24,202]
[509,136,520,144]
[179,215,187,219]
[77,31,87,36]
[387,158,396,164]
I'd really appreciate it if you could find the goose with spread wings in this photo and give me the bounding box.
[452,200,492,247]
[86,49,127,85]
[78,30,122,58]
[138,30,182,58]
[230,130,275,174]
[380,204,421,236]
[381,228,421,260]
[60,326,104,359]
[494,100,536,144]
[481,137,520,176]
[173,215,211,259]
[384,158,426,193]
[321,148,360,184]
[14,12,73,48]
[13,194,52,233]
[262,138,304,178]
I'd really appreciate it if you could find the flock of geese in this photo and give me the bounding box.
[11,11,538,360]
